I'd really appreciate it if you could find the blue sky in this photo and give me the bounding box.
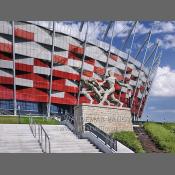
[48,21,175,122]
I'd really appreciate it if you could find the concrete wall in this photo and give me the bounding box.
[74,104,133,134]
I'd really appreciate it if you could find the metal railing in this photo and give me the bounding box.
[61,113,74,125]
[85,123,117,151]
[0,108,14,115]
[29,116,37,137]
[38,124,51,153]
[29,116,51,153]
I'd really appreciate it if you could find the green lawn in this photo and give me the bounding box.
[0,116,59,125]
[144,122,175,153]
[112,131,145,153]
[163,123,175,133]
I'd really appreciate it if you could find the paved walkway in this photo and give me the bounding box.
[134,126,165,153]
[116,141,134,153]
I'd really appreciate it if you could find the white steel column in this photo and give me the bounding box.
[104,21,115,79]
[47,21,55,118]
[77,22,89,105]
[12,21,17,116]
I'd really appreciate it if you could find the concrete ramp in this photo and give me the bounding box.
[0,124,42,153]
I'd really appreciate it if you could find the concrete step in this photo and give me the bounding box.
[0,124,101,153]
[42,125,101,153]
[0,124,42,153]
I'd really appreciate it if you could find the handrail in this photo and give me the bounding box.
[29,116,37,137]
[29,116,51,153]
[38,124,51,153]
[0,108,14,115]
[61,113,74,125]
[85,123,117,151]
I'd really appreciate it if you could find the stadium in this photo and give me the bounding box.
[0,21,160,120]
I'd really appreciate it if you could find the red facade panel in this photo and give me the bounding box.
[15,28,34,41]
[0,85,13,99]
[0,52,12,60]
[34,58,49,67]
[53,55,68,65]
[53,70,80,81]
[0,76,13,85]
[0,43,12,53]
[15,63,33,72]
[94,67,105,75]
[69,44,84,55]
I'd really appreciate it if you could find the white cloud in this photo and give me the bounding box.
[157,34,175,49]
[135,22,150,35]
[36,21,175,50]
[152,21,175,34]
[151,66,175,97]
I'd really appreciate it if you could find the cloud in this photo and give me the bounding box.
[151,66,175,97]
[156,34,175,49]
[152,21,175,34]
[33,21,175,50]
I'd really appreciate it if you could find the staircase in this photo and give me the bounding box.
[0,124,101,153]
[42,125,101,153]
[0,124,42,153]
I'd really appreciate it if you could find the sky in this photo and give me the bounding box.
[39,21,175,122]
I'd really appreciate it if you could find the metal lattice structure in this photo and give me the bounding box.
[0,21,160,118]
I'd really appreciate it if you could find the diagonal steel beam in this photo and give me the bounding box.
[79,21,85,32]
[130,30,152,109]
[121,21,137,51]
[118,21,138,101]
[137,43,160,118]
[134,31,151,60]
[137,57,161,118]
[103,21,113,41]
[144,42,159,66]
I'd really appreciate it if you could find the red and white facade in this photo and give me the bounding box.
[0,21,155,117]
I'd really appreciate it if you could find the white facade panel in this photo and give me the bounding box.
[15,78,33,87]
[65,79,78,87]
[0,60,13,69]
[54,65,79,75]
[0,21,12,35]
[34,66,50,75]
[15,58,34,65]
[51,92,65,98]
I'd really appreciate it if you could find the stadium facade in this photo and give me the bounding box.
[0,21,159,118]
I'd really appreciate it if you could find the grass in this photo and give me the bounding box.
[112,131,145,153]
[0,116,59,125]
[163,123,175,133]
[144,122,175,153]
